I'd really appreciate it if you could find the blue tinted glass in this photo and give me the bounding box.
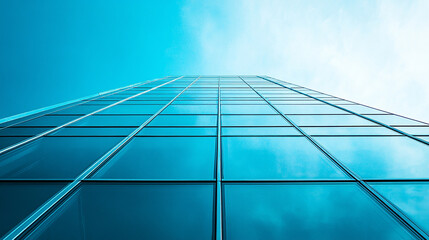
[163,105,217,114]
[315,136,429,179]
[222,115,290,126]
[0,137,122,179]
[149,115,217,127]
[371,182,429,233]
[342,105,386,114]
[99,104,164,114]
[276,105,347,114]
[0,182,65,238]
[93,137,215,180]
[222,127,301,136]
[288,115,376,126]
[0,137,27,150]
[221,105,276,114]
[221,100,266,105]
[138,127,216,136]
[222,137,347,180]
[51,127,134,136]
[0,127,51,136]
[52,105,106,115]
[224,183,415,240]
[302,127,399,136]
[70,115,150,127]
[397,127,429,135]
[18,116,79,127]
[27,183,214,240]
[365,115,426,126]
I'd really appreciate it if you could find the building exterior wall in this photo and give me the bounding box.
[1,76,429,239]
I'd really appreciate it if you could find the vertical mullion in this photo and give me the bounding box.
[260,76,429,146]
[240,76,428,240]
[3,76,198,240]
[216,77,223,240]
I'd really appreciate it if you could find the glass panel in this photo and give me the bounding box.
[342,105,386,114]
[222,115,290,126]
[70,115,150,127]
[224,183,415,240]
[0,137,27,150]
[51,127,134,136]
[162,105,217,114]
[315,136,429,179]
[276,105,347,114]
[221,105,276,114]
[52,105,106,115]
[365,115,426,126]
[288,115,377,126]
[99,105,164,114]
[222,137,347,180]
[0,127,51,136]
[18,116,80,127]
[27,183,214,240]
[397,127,429,135]
[148,115,217,127]
[302,127,399,136]
[0,182,66,238]
[222,127,301,136]
[0,137,122,179]
[93,137,216,180]
[138,127,216,136]
[371,182,429,233]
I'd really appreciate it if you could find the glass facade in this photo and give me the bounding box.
[0,76,428,239]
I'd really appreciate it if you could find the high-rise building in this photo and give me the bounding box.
[1,76,429,239]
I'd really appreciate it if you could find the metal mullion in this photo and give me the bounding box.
[0,76,184,156]
[3,76,198,240]
[260,76,429,146]
[0,77,166,129]
[215,77,223,240]
[240,76,428,239]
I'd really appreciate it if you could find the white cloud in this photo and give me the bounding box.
[183,0,429,123]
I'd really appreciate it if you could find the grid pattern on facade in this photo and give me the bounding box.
[1,76,429,239]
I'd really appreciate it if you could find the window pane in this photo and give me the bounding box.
[0,137,27,150]
[52,105,106,115]
[222,127,301,136]
[224,183,414,240]
[397,127,429,135]
[138,127,216,136]
[301,127,399,136]
[162,105,217,114]
[148,115,217,127]
[364,115,426,126]
[93,137,216,180]
[222,137,347,180]
[371,182,429,233]
[0,137,122,179]
[315,136,429,179]
[99,105,164,114]
[275,105,347,114]
[221,105,276,114]
[342,105,386,114]
[27,183,214,240]
[51,127,134,136]
[222,115,290,126]
[0,127,51,136]
[70,115,151,127]
[18,115,79,127]
[0,182,65,238]
[288,115,377,126]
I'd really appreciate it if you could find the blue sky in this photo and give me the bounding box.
[1,0,428,122]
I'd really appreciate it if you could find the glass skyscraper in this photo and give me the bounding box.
[1,76,429,240]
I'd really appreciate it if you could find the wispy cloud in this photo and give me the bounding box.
[183,0,429,122]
